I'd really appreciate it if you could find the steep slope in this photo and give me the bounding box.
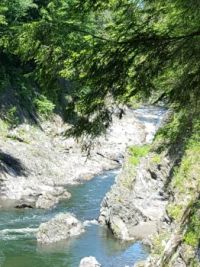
[99,108,200,267]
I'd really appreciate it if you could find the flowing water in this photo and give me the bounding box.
[0,106,167,267]
[0,170,148,267]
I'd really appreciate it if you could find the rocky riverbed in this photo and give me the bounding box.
[0,106,166,209]
[0,170,149,267]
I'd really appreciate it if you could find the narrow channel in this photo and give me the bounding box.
[0,169,148,267]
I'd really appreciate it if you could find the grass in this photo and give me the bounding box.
[151,154,162,164]
[117,145,151,190]
[184,201,200,247]
[167,204,183,221]
[0,119,9,137]
[152,232,171,255]
[163,111,200,253]
[129,145,150,166]
[147,108,200,266]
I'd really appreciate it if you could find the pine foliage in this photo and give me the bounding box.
[0,0,200,136]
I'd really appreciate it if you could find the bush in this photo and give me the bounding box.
[34,95,55,118]
[5,106,19,127]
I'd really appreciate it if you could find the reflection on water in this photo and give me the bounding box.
[0,170,148,267]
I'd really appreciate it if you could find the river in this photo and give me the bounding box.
[0,170,149,267]
[0,106,167,267]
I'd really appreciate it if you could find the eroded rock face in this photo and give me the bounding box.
[97,107,170,241]
[79,257,101,267]
[0,106,167,208]
[99,152,173,241]
[36,213,84,244]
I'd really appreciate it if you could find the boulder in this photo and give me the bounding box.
[79,257,101,267]
[36,190,71,209]
[37,213,84,244]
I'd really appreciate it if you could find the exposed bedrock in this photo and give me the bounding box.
[0,106,166,208]
[99,151,173,241]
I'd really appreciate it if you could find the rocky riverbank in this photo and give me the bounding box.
[99,149,173,241]
[99,109,200,267]
[0,106,166,209]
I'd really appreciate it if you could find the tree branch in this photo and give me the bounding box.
[119,30,200,45]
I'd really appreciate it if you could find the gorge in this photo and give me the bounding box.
[0,106,165,267]
[0,1,200,266]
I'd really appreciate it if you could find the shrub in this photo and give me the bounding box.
[129,145,150,165]
[34,95,55,118]
[5,107,19,127]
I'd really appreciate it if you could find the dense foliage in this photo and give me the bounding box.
[0,0,200,135]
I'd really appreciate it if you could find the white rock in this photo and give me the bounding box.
[79,257,101,267]
[37,213,84,244]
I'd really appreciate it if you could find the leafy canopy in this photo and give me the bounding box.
[0,0,200,136]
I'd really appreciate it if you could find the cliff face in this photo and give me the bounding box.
[99,109,200,267]
[99,149,173,241]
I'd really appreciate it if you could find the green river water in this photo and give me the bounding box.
[0,170,148,267]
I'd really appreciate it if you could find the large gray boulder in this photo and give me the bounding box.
[37,213,84,244]
[79,257,101,267]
